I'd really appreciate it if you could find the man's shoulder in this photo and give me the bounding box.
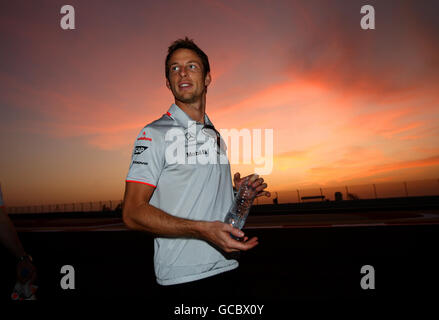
[140,113,178,137]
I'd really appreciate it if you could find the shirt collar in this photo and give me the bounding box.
[166,103,213,128]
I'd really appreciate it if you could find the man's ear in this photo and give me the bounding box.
[166,78,171,90]
[204,72,211,87]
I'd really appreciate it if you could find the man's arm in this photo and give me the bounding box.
[0,207,37,283]
[122,181,258,253]
[0,207,26,259]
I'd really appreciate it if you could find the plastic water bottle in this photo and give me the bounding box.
[11,280,38,300]
[11,267,38,301]
[224,176,258,241]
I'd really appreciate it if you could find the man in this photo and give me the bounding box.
[122,37,270,301]
[0,184,37,299]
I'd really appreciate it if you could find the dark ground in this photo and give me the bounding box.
[2,197,438,315]
[1,224,438,303]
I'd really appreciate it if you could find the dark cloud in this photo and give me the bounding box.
[284,0,439,95]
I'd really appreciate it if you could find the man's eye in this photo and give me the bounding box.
[189,64,197,69]
[171,66,179,71]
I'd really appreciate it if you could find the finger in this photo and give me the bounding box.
[30,269,37,283]
[227,225,244,239]
[244,236,258,245]
[251,178,264,188]
[240,237,259,250]
[233,236,257,246]
[243,236,249,242]
[229,239,254,251]
[256,191,271,198]
[255,183,268,192]
[234,172,240,182]
[248,174,259,184]
[227,235,258,252]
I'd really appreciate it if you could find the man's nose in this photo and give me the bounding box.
[179,67,188,78]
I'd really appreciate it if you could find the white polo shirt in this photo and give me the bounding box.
[126,103,238,285]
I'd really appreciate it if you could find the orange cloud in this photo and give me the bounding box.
[305,155,439,185]
[274,149,312,171]
[379,122,424,138]
[367,155,439,176]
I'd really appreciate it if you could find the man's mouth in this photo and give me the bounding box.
[179,82,193,90]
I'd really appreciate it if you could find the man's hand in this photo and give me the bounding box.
[124,181,260,253]
[200,221,258,253]
[233,172,270,198]
[16,256,37,284]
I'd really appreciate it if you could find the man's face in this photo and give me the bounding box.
[166,48,211,104]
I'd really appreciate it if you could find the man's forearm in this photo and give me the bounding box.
[123,203,207,239]
[0,208,26,259]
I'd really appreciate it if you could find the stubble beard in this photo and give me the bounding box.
[173,86,206,104]
[175,92,197,104]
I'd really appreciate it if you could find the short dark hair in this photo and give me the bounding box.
[165,37,210,81]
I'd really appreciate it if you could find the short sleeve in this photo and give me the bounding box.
[126,126,165,188]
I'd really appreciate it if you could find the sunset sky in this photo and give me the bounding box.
[1,0,438,206]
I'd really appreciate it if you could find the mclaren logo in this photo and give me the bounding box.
[137,131,152,141]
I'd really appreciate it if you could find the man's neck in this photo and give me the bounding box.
[175,97,206,124]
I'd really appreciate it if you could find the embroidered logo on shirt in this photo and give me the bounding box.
[185,131,195,141]
[132,161,148,165]
[186,149,209,158]
[134,146,148,155]
[137,131,152,141]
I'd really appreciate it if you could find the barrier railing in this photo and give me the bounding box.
[6,200,123,214]
[254,178,439,205]
[6,178,439,214]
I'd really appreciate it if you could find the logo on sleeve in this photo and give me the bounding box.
[137,131,152,141]
[134,146,148,155]
[132,161,148,165]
